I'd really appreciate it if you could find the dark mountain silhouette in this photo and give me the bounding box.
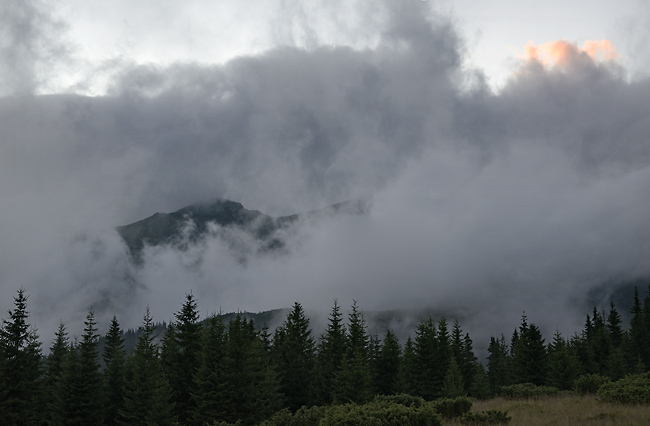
[117,198,368,261]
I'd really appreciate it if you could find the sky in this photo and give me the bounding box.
[1,0,649,348]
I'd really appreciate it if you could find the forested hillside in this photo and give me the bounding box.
[1,287,650,425]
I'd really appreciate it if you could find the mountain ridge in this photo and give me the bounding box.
[117,198,368,261]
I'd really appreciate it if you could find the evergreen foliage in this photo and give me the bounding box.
[104,316,126,426]
[2,286,650,424]
[430,396,473,419]
[511,315,547,386]
[314,300,347,405]
[487,335,510,394]
[120,307,172,426]
[574,373,611,394]
[0,288,43,426]
[221,314,280,425]
[470,363,492,400]
[76,310,107,425]
[452,321,479,395]
[53,340,83,426]
[192,314,228,425]
[546,330,578,390]
[167,293,203,422]
[407,317,457,400]
[45,323,69,425]
[322,399,442,426]
[333,301,373,404]
[597,372,650,404]
[374,329,402,396]
[398,336,418,395]
[272,302,316,410]
[54,311,107,426]
[460,410,511,425]
[443,357,466,398]
[499,383,560,399]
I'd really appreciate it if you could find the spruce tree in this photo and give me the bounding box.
[411,317,451,399]
[512,315,547,385]
[77,310,106,425]
[573,328,596,376]
[120,307,172,426]
[334,301,372,404]
[374,329,401,396]
[167,293,203,422]
[413,318,438,400]
[333,346,373,404]
[607,301,624,347]
[451,321,478,394]
[160,322,179,374]
[103,316,126,426]
[434,318,452,395]
[546,331,578,390]
[470,364,492,400]
[641,285,650,369]
[314,299,346,404]
[398,336,418,396]
[45,323,69,425]
[0,288,43,426]
[260,324,272,353]
[55,311,106,426]
[222,314,279,425]
[589,307,611,375]
[192,315,227,425]
[53,340,83,426]
[148,373,175,426]
[443,357,465,398]
[487,335,510,394]
[368,334,381,394]
[629,287,648,370]
[346,300,369,359]
[510,328,519,359]
[272,302,316,411]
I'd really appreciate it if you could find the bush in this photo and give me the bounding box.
[597,373,650,404]
[460,410,511,425]
[575,374,611,395]
[499,383,559,399]
[321,400,442,426]
[259,406,327,426]
[430,397,473,419]
[260,400,441,426]
[373,394,426,408]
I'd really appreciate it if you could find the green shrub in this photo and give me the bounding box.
[321,400,442,426]
[575,374,611,395]
[430,397,472,419]
[460,410,511,425]
[373,394,426,408]
[499,383,559,399]
[259,406,327,426]
[597,373,650,404]
[260,400,441,426]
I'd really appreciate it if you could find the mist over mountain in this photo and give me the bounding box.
[117,198,368,262]
[0,0,649,347]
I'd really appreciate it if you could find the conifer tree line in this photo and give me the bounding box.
[2,286,650,425]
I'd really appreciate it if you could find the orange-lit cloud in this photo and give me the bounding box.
[522,39,619,67]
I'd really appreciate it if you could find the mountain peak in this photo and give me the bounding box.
[117,198,369,262]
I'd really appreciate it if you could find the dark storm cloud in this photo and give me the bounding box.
[0,0,649,345]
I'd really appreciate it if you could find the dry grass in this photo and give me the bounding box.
[445,394,650,426]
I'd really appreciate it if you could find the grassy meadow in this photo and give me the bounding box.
[447,394,650,426]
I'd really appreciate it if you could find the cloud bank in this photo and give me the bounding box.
[1,0,649,346]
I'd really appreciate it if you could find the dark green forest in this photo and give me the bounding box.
[2,286,650,425]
